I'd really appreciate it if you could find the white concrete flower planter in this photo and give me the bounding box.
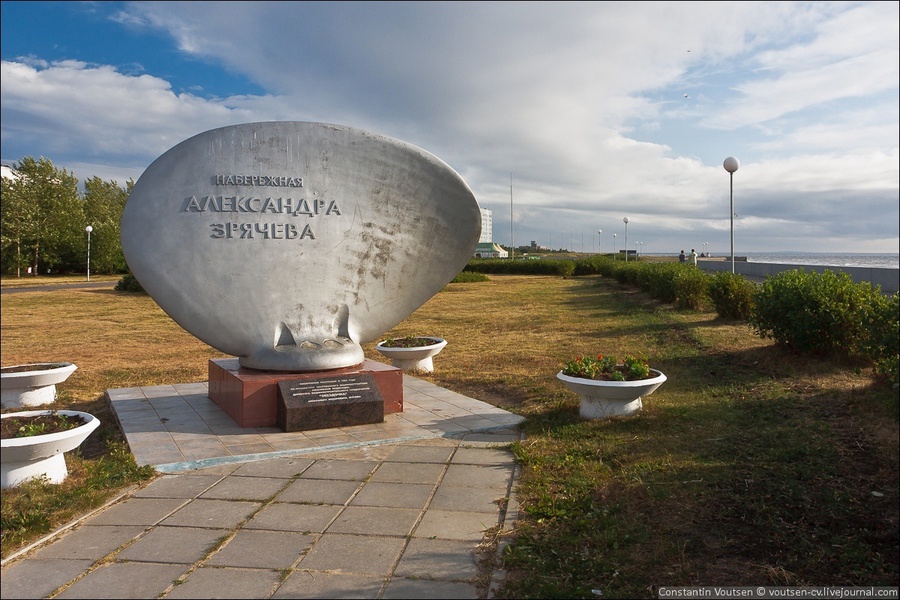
[1,410,100,488]
[375,337,447,374]
[557,369,667,419]
[1,362,78,408]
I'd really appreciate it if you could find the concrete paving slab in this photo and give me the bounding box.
[297,534,407,575]
[382,577,480,599]
[393,537,480,580]
[132,474,224,498]
[83,497,188,526]
[298,459,378,481]
[368,461,445,484]
[165,566,283,599]
[160,499,261,529]
[350,481,434,509]
[206,530,316,569]
[328,506,422,536]
[244,503,343,533]
[53,561,189,599]
[0,558,94,599]
[198,476,291,501]
[273,571,386,599]
[230,457,314,478]
[276,478,361,505]
[30,525,146,560]
[116,525,225,564]
[414,509,499,541]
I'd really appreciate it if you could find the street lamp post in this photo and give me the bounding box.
[723,157,740,273]
[623,217,629,262]
[85,226,93,282]
[597,229,602,255]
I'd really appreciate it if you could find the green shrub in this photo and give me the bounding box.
[672,267,710,310]
[450,270,489,283]
[857,291,899,384]
[708,272,756,320]
[749,269,867,356]
[466,258,575,277]
[114,273,145,293]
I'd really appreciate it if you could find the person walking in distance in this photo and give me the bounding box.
[689,248,698,266]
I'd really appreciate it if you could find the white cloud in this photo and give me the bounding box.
[1,1,896,253]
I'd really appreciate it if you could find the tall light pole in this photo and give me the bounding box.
[597,229,602,255]
[623,217,629,262]
[509,173,514,260]
[85,226,93,282]
[723,157,740,273]
[613,233,617,258]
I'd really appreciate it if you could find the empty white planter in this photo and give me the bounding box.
[1,362,78,408]
[1,410,100,488]
[375,337,447,374]
[557,369,667,418]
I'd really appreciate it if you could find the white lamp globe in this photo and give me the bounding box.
[723,157,740,173]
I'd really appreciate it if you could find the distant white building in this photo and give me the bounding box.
[479,208,492,243]
[1,164,19,181]
[474,242,508,258]
[473,208,507,257]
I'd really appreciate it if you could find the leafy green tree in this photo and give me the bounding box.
[82,176,133,274]
[0,157,82,276]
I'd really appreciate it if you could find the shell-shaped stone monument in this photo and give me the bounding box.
[121,122,481,371]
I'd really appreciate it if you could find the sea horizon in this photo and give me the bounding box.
[646,251,899,270]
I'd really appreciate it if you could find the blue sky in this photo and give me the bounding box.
[2,1,898,254]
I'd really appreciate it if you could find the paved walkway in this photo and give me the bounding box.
[1,376,526,599]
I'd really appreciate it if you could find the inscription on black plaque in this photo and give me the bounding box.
[277,374,384,432]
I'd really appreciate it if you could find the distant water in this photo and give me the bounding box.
[652,252,899,269]
[741,252,899,269]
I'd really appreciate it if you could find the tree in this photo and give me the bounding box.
[82,176,133,274]
[0,157,82,276]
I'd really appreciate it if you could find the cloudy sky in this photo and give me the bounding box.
[2,1,898,254]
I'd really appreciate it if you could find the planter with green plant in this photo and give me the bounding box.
[1,409,100,488]
[1,362,78,408]
[557,354,667,418]
[375,336,448,374]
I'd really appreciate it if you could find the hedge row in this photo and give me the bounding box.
[569,256,898,385]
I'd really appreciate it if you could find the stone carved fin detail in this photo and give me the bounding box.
[333,304,351,340]
[275,322,297,350]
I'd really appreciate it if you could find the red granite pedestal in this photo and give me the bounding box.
[208,358,403,429]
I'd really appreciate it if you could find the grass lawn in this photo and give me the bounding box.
[1,273,897,596]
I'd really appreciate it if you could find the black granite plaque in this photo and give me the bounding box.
[277,374,384,432]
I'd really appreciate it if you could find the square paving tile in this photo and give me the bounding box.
[273,571,385,599]
[393,538,479,580]
[350,482,433,509]
[276,478,361,505]
[244,503,343,533]
[116,526,225,564]
[165,566,283,599]
[53,561,189,599]
[298,534,407,576]
[85,497,188,526]
[199,476,289,501]
[30,525,146,560]
[161,499,261,529]
[327,506,421,536]
[206,530,315,569]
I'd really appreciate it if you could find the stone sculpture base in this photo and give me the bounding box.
[208,358,402,429]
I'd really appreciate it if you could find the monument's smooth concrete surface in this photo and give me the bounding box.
[121,122,481,371]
